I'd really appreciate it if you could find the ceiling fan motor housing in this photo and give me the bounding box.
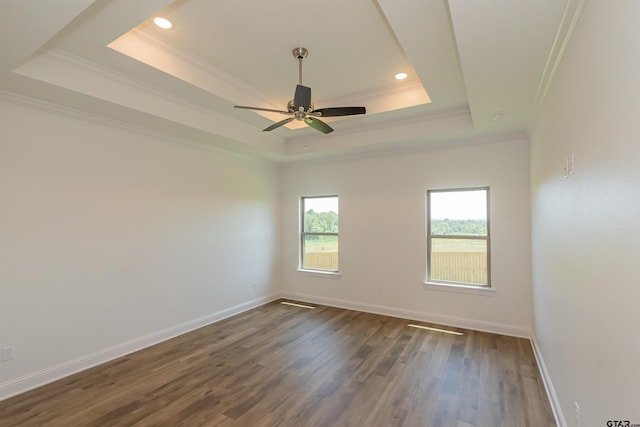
[287,99,314,115]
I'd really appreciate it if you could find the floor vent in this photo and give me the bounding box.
[407,323,463,336]
[280,301,315,309]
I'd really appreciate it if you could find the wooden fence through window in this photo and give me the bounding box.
[303,251,487,285]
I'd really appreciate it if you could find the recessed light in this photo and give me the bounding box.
[394,72,408,80]
[153,17,172,29]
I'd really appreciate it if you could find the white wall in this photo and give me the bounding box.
[0,95,280,396]
[530,1,640,425]
[280,139,532,336]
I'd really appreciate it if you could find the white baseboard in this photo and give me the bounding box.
[0,293,279,401]
[281,291,531,338]
[530,333,567,427]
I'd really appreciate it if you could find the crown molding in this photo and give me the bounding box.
[108,28,281,110]
[322,79,430,107]
[0,90,284,162]
[283,130,528,165]
[13,48,286,156]
[282,106,479,160]
[43,49,228,117]
[285,105,470,146]
[535,0,586,108]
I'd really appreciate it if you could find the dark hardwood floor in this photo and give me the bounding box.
[0,300,556,426]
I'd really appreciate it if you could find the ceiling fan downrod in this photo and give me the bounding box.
[292,47,308,86]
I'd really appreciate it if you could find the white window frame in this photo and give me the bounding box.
[426,187,491,288]
[299,195,339,274]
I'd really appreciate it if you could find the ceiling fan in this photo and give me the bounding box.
[234,47,366,134]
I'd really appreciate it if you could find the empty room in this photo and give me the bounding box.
[1,1,638,426]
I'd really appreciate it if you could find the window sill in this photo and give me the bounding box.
[298,269,342,279]
[423,281,496,296]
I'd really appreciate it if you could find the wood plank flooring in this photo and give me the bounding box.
[0,300,556,426]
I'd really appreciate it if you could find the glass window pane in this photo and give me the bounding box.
[430,190,487,236]
[303,234,339,271]
[303,197,339,233]
[430,238,488,285]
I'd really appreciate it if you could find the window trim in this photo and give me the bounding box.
[299,195,339,273]
[426,187,491,288]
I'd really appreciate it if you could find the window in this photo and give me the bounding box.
[427,188,490,287]
[300,195,339,272]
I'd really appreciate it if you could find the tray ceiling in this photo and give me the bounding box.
[1,0,583,160]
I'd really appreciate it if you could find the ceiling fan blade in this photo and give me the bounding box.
[235,105,290,114]
[294,85,312,111]
[305,117,334,134]
[314,106,366,117]
[263,117,295,132]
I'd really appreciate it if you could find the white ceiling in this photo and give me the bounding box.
[1,0,584,161]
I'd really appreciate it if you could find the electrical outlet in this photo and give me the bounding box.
[1,345,15,362]
[377,287,382,296]
[252,281,257,290]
